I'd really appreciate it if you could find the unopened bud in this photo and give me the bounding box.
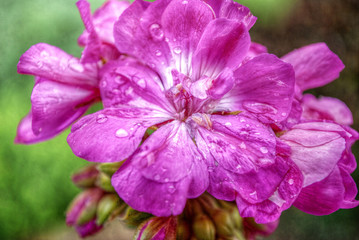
[176,219,191,240]
[71,164,99,188]
[75,219,103,238]
[122,207,152,227]
[97,162,123,177]
[66,188,103,226]
[192,214,216,240]
[96,194,121,225]
[96,172,115,192]
[211,209,235,238]
[134,217,177,240]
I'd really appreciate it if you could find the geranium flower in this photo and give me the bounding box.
[15,0,130,144]
[67,0,301,223]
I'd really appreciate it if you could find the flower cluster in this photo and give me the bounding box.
[16,0,358,238]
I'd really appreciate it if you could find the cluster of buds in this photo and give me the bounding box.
[67,163,276,239]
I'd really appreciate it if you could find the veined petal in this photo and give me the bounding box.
[67,107,170,162]
[217,54,295,123]
[18,43,98,87]
[112,121,207,216]
[192,19,250,80]
[204,0,257,29]
[78,0,130,46]
[15,112,57,144]
[281,122,347,187]
[161,0,214,75]
[301,94,353,125]
[242,42,268,64]
[100,58,174,114]
[281,42,344,91]
[31,78,97,135]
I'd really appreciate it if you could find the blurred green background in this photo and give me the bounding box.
[0,0,358,239]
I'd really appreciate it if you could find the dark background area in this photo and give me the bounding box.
[0,0,358,239]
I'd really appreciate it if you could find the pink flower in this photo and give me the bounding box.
[68,0,299,223]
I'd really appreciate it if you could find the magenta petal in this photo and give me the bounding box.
[100,58,173,113]
[281,122,347,187]
[161,0,214,75]
[112,161,191,216]
[339,167,359,209]
[301,94,353,125]
[217,54,295,123]
[294,166,345,215]
[31,79,95,135]
[18,43,98,87]
[242,42,268,64]
[67,108,170,162]
[75,219,103,238]
[14,112,55,144]
[281,42,344,91]
[192,19,250,79]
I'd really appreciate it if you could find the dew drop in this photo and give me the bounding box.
[240,142,246,149]
[70,63,85,72]
[260,147,268,154]
[249,191,258,200]
[173,47,182,54]
[137,78,146,88]
[225,122,232,127]
[182,0,188,4]
[115,128,129,138]
[281,112,287,117]
[155,49,162,56]
[149,23,164,40]
[96,114,108,124]
[236,164,242,169]
[168,185,176,193]
[154,174,160,181]
[100,80,107,88]
[40,50,49,57]
[208,166,214,172]
[240,118,246,123]
[164,178,169,182]
[288,179,294,185]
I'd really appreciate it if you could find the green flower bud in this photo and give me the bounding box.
[134,217,177,240]
[71,164,99,188]
[121,207,153,227]
[97,162,123,177]
[192,214,216,240]
[96,194,121,225]
[211,209,235,238]
[96,172,115,192]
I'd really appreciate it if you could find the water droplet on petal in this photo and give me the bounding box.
[260,147,268,154]
[168,185,176,193]
[240,142,246,149]
[182,0,188,4]
[115,128,128,138]
[281,112,287,117]
[155,49,162,56]
[137,78,146,88]
[100,81,107,88]
[249,191,258,200]
[149,23,164,41]
[207,166,214,172]
[243,101,278,115]
[288,179,294,185]
[70,63,85,72]
[164,178,169,182]
[40,50,49,57]
[225,122,232,127]
[173,47,182,54]
[154,174,160,181]
[96,114,108,123]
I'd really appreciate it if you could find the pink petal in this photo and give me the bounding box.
[281,122,347,187]
[99,58,173,113]
[301,94,353,125]
[192,19,250,79]
[112,121,207,216]
[75,219,103,238]
[31,79,96,135]
[14,112,55,144]
[161,0,214,75]
[242,42,268,64]
[67,108,170,162]
[217,54,295,123]
[204,0,257,29]
[281,42,344,91]
[339,167,359,209]
[17,43,98,87]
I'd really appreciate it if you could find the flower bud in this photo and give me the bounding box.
[121,207,153,227]
[96,172,115,192]
[192,214,216,240]
[75,219,103,238]
[96,194,121,225]
[66,188,103,226]
[211,209,235,238]
[97,162,123,177]
[176,219,191,240]
[134,217,177,240]
[71,164,99,188]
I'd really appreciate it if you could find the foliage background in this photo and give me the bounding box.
[0,0,358,239]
